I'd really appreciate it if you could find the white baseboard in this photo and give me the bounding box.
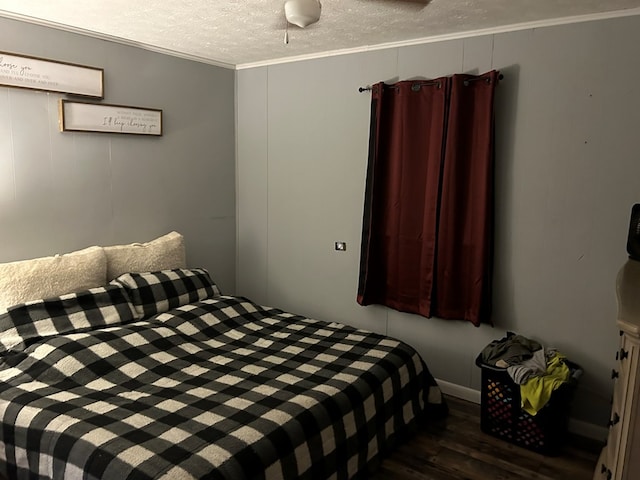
[436,378,482,404]
[435,377,608,442]
[568,418,608,443]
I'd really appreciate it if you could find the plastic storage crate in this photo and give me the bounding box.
[475,354,580,455]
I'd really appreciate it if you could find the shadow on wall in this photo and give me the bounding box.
[491,63,521,330]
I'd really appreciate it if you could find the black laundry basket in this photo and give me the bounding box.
[475,354,581,456]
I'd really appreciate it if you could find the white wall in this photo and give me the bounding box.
[237,15,640,428]
[0,17,237,292]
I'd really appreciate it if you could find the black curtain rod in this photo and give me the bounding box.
[463,73,504,86]
[358,73,504,93]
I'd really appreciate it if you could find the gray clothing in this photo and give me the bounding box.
[507,348,547,384]
[480,332,542,366]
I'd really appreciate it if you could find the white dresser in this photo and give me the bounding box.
[594,259,640,480]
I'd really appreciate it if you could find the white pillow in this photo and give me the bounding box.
[0,246,107,313]
[104,231,186,281]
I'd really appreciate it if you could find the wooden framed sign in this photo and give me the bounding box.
[0,51,103,98]
[59,100,163,136]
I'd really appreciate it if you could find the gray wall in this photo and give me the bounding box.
[2,11,638,433]
[0,17,236,292]
[237,15,640,429]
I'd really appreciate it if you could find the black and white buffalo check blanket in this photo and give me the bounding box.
[0,269,445,480]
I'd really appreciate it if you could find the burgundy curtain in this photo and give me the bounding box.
[357,70,499,326]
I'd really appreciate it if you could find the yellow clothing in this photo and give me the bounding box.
[520,353,570,416]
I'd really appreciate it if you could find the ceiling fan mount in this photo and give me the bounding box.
[284,0,322,28]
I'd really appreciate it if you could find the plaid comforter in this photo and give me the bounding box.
[0,270,443,480]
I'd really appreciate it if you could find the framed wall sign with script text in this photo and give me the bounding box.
[59,100,163,136]
[0,51,103,98]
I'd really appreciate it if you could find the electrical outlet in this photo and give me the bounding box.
[335,242,346,251]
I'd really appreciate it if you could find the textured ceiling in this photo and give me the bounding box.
[1,0,640,68]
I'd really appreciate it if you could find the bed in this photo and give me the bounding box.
[0,233,445,480]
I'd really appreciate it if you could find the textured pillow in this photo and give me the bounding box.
[0,284,138,354]
[104,231,186,281]
[0,246,107,314]
[113,268,220,318]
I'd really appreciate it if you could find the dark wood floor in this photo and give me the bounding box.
[371,395,601,480]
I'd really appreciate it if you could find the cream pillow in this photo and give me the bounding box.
[0,246,107,313]
[104,231,186,281]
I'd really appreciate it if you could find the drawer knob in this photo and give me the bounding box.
[620,348,629,360]
[609,413,620,426]
[611,369,619,379]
